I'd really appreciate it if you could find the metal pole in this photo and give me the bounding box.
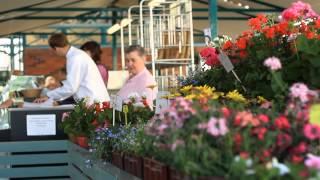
[188,0,195,71]
[100,27,107,46]
[209,0,218,38]
[149,6,156,77]
[112,11,118,70]
[120,27,125,70]
[10,36,14,72]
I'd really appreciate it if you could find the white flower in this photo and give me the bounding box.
[141,92,147,99]
[127,92,140,102]
[272,158,290,175]
[133,102,145,108]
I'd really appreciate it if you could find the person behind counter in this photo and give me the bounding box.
[34,33,110,104]
[80,41,108,87]
[117,45,158,108]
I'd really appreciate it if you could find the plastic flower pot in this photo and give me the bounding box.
[76,136,89,149]
[143,157,168,180]
[124,154,143,178]
[112,151,124,169]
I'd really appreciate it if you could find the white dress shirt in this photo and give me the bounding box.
[47,46,110,104]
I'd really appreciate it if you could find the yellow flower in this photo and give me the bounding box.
[180,85,193,94]
[211,92,224,100]
[257,96,267,104]
[226,90,247,103]
[185,94,196,100]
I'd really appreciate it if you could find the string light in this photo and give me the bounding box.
[221,0,250,9]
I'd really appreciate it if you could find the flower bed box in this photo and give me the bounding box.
[123,154,143,178]
[169,168,191,180]
[143,157,168,180]
[112,151,124,169]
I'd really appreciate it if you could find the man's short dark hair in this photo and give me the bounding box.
[125,45,145,56]
[48,33,69,49]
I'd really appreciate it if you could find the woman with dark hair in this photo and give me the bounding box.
[80,41,108,87]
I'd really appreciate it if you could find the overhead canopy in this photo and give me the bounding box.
[0,0,319,41]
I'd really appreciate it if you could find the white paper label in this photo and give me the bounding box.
[114,96,123,111]
[155,91,170,114]
[218,51,234,73]
[26,114,56,136]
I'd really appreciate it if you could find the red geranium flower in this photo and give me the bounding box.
[222,40,233,50]
[102,101,110,109]
[221,107,231,118]
[291,142,308,154]
[291,154,304,164]
[257,114,269,124]
[277,133,292,149]
[240,151,249,159]
[199,47,220,66]
[252,127,267,140]
[263,27,276,39]
[315,19,320,29]
[236,37,247,50]
[274,116,291,130]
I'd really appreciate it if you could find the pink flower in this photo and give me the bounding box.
[305,154,320,170]
[62,112,70,122]
[263,56,282,70]
[304,124,320,140]
[171,139,185,151]
[290,83,310,103]
[207,117,220,136]
[206,117,229,137]
[281,1,318,21]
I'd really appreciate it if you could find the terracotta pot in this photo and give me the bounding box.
[68,134,77,144]
[124,154,143,178]
[112,151,124,169]
[143,157,168,180]
[76,136,89,149]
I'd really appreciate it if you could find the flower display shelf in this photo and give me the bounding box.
[0,140,140,180]
[111,151,124,169]
[124,154,143,178]
[143,157,169,180]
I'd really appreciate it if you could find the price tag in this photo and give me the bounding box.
[218,51,234,73]
[310,104,320,126]
[123,105,129,126]
[123,105,129,113]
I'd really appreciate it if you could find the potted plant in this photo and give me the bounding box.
[60,98,111,148]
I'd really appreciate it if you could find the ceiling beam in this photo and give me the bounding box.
[9,16,247,20]
[13,7,127,12]
[248,0,284,10]
[0,0,57,16]
[193,8,281,12]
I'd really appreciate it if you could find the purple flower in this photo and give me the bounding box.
[305,154,320,170]
[264,56,282,71]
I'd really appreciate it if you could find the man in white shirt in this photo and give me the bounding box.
[34,33,110,104]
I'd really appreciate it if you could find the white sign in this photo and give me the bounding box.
[218,51,234,73]
[114,96,123,111]
[155,91,170,114]
[26,114,56,136]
